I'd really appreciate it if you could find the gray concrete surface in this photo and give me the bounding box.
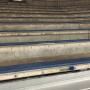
[0,70,90,90]
[43,80,90,90]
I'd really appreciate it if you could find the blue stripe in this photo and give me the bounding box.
[0,29,90,32]
[0,39,89,46]
[0,30,59,32]
[0,57,90,74]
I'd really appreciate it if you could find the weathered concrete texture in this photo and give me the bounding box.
[0,0,90,24]
[0,23,90,31]
[1,18,90,23]
[0,42,90,67]
[0,34,88,43]
[25,0,90,8]
[0,30,89,43]
[0,0,89,67]
[0,23,80,30]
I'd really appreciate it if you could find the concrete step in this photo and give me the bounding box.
[0,23,90,30]
[0,30,89,43]
[0,41,90,67]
